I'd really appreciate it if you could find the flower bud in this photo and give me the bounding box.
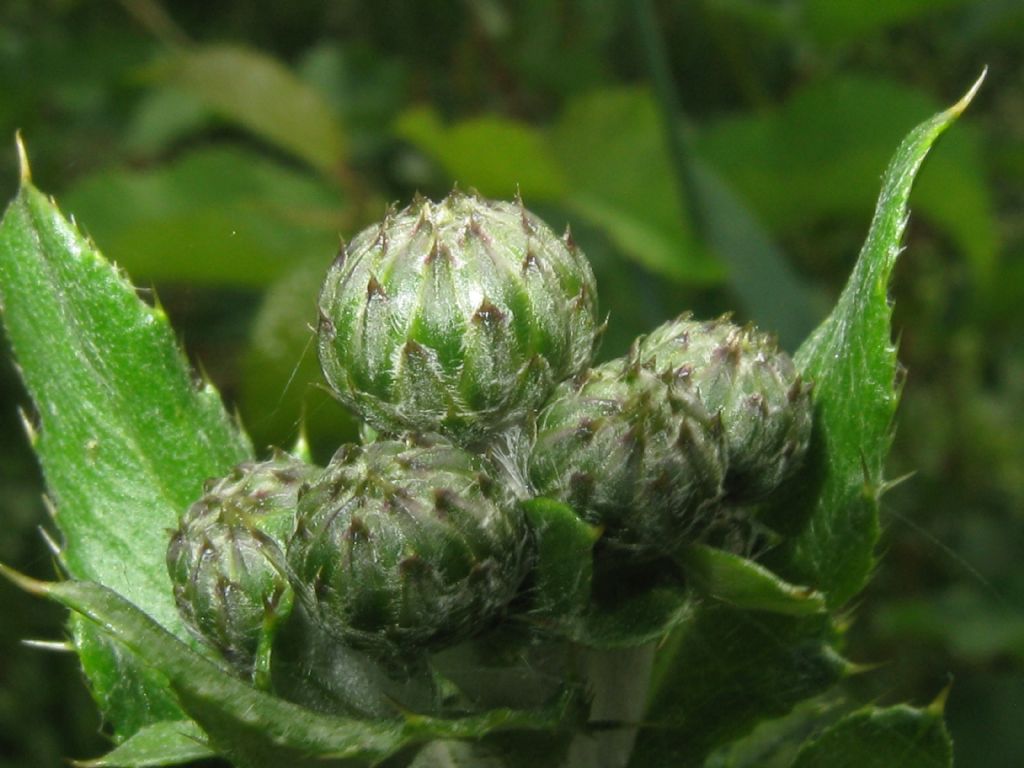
[633,314,813,503]
[167,453,316,676]
[288,440,530,655]
[317,189,600,443]
[529,359,727,554]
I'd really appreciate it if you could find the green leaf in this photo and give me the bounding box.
[74,720,214,768]
[4,573,581,768]
[395,108,567,200]
[679,544,826,617]
[704,696,843,768]
[155,44,347,175]
[802,0,978,48]
[572,584,694,650]
[628,608,846,767]
[64,146,346,286]
[520,498,600,620]
[551,88,722,284]
[696,76,996,286]
[761,74,985,608]
[123,86,210,157]
[0,154,253,735]
[791,700,952,768]
[69,618,183,739]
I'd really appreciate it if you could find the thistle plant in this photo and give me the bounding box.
[0,78,982,768]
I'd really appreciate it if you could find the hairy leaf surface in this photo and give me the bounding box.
[75,720,214,768]
[791,701,952,767]
[0,157,253,735]
[762,75,984,607]
[12,574,580,768]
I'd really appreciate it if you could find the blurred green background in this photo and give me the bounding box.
[0,1,1021,766]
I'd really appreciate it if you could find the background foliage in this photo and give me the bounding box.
[0,1,1021,766]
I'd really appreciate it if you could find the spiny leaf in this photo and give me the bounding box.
[679,544,826,617]
[73,720,214,768]
[696,75,995,287]
[3,572,581,768]
[791,698,952,768]
[629,608,846,768]
[761,73,985,608]
[0,144,253,736]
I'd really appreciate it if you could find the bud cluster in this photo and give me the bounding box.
[528,312,810,555]
[167,189,813,679]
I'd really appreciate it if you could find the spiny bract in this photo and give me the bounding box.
[632,314,813,503]
[288,440,531,655]
[317,189,600,444]
[166,452,317,676]
[528,358,728,555]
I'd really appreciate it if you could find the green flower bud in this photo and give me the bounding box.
[633,314,813,503]
[288,440,531,655]
[317,189,600,443]
[528,359,727,554]
[167,453,316,676]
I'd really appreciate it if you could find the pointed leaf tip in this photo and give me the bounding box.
[950,68,987,117]
[14,131,30,185]
[928,682,953,716]
[842,658,886,677]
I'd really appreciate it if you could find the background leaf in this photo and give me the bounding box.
[63,146,346,286]
[696,76,996,286]
[155,45,347,176]
[0,162,252,736]
[396,89,724,286]
[633,0,821,349]
[239,255,357,457]
[551,88,721,285]
[801,0,979,49]
[395,108,566,200]
[761,75,984,608]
